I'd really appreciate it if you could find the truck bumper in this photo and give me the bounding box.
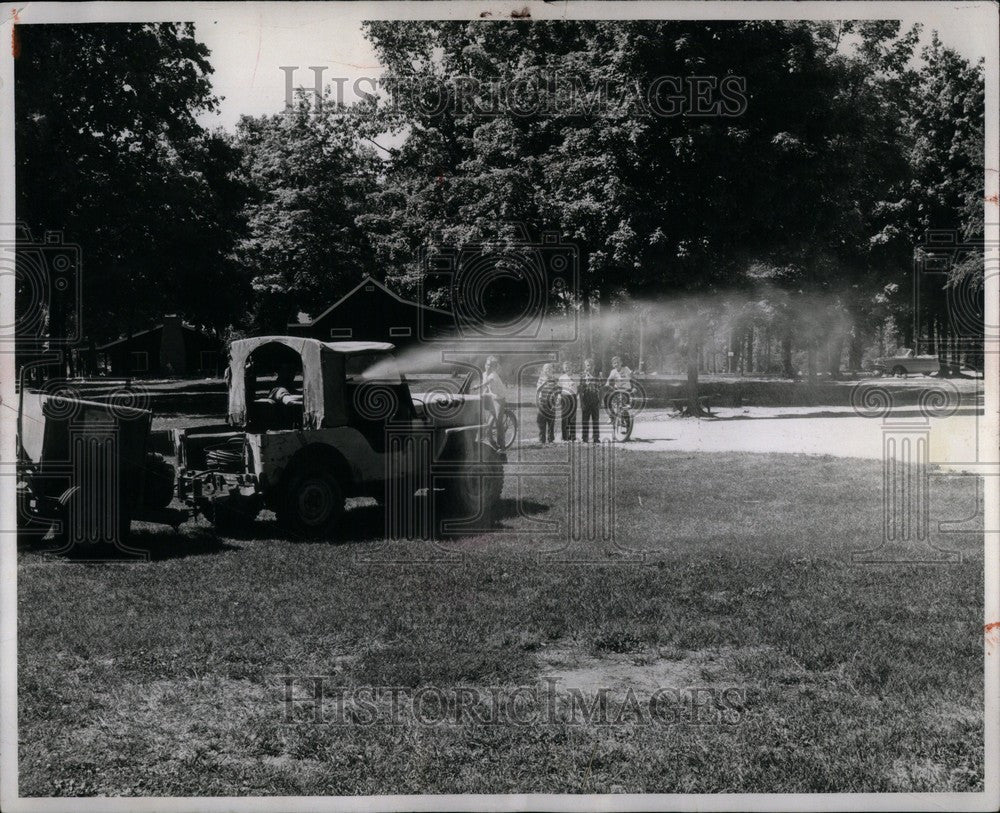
[177,469,262,515]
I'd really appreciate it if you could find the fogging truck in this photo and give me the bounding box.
[16,337,503,548]
[174,337,505,538]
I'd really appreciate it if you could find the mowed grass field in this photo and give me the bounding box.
[18,448,985,796]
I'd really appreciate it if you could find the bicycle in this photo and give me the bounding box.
[606,387,635,442]
[486,403,519,450]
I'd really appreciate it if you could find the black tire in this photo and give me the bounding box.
[209,495,262,536]
[435,445,505,532]
[142,453,176,510]
[277,468,345,540]
[891,365,907,377]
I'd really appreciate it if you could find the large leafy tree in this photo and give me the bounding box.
[361,19,983,390]
[233,98,379,332]
[901,36,985,366]
[361,20,906,400]
[15,23,246,361]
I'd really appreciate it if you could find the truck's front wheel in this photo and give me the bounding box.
[277,469,345,540]
[435,446,505,533]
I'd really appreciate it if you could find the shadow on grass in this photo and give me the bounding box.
[18,496,556,559]
[495,497,549,523]
[266,495,553,545]
[18,525,240,563]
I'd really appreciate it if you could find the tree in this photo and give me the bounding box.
[16,23,245,367]
[901,36,985,368]
[359,19,984,394]
[234,97,379,332]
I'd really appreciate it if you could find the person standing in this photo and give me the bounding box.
[535,363,558,444]
[558,360,578,441]
[578,357,602,442]
[475,355,507,442]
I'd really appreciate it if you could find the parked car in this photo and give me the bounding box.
[174,337,505,539]
[872,349,941,377]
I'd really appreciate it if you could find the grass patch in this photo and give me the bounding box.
[18,450,984,795]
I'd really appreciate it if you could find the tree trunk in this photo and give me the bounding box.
[806,341,817,383]
[782,329,794,378]
[686,342,701,415]
[684,327,708,416]
[828,335,844,379]
[848,330,863,372]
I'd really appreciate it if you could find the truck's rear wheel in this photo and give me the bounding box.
[277,469,344,540]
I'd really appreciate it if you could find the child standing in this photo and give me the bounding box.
[578,358,602,442]
[558,360,578,441]
[535,363,559,444]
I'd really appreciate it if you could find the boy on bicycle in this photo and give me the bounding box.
[475,355,507,443]
[605,356,633,415]
[558,360,578,441]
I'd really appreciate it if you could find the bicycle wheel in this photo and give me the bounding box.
[612,411,633,442]
[494,408,518,450]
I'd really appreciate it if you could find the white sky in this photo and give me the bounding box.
[182,2,994,130]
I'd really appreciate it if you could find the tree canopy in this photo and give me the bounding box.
[15,19,986,380]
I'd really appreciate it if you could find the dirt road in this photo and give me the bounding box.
[617,405,986,466]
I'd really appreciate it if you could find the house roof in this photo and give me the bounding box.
[95,320,214,351]
[288,274,451,330]
[95,324,162,351]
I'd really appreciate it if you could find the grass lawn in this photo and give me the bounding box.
[18,449,984,795]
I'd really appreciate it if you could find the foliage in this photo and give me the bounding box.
[15,23,248,348]
[358,20,984,379]
[16,20,986,376]
[232,96,380,332]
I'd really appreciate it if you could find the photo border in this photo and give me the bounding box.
[1,2,996,812]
